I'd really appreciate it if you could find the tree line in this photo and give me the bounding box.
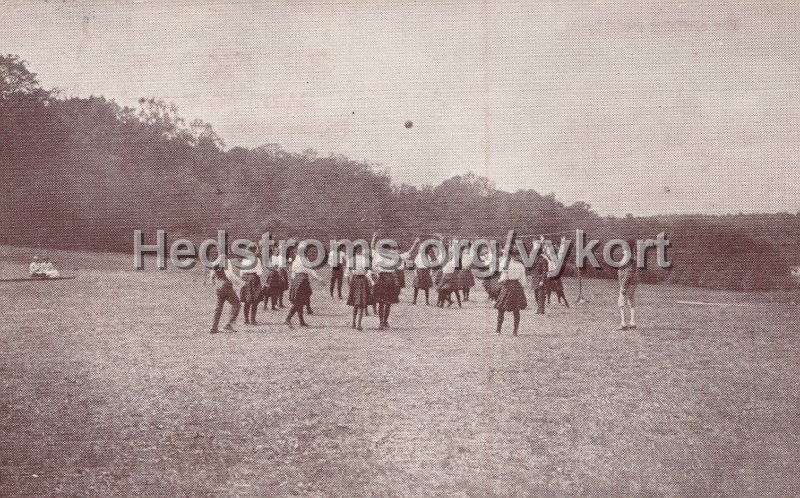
[1,55,795,291]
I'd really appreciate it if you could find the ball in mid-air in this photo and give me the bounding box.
[404,120,413,129]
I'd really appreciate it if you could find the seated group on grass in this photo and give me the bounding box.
[29,256,60,278]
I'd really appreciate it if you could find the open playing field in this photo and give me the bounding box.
[1,245,798,496]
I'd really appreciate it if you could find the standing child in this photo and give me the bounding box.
[480,248,502,302]
[494,246,528,335]
[437,247,461,307]
[290,247,314,315]
[239,245,263,325]
[544,237,569,307]
[345,245,374,330]
[457,244,476,301]
[412,246,436,305]
[395,238,420,297]
[329,245,346,300]
[284,243,323,328]
[207,253,243,334]
[617,242,638,330]
[276,243,290,308]
[532,253,548,315]
[262,246,281,311]
[370,232,401,329]
[531,238,551,315]
[433,267,448,307]
[535,236,569,311]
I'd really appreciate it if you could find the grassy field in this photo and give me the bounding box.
[0,245,798,496]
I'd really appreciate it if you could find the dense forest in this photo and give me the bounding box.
[1,55,796,290]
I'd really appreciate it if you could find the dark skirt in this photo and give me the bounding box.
[532,272,546,289]
[412,267,433,289]
[264,269,281,296]
[547,276,564,294]
[289,273,312,306]
[278,269,290,291]
[394,269,406,288]
[482,274,502,300]
[456,267,475,288]
[239,273,262,303]
[494,279,528,311]
[347,275,372,308]
[437,271,458,292]
[372,272,400,304]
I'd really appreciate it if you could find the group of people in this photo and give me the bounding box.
[206,242,305,333]
[28,256,60,278]
[207,235,423,333]
[205,233,639,336]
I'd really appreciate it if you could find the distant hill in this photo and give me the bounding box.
[1,54,795,290]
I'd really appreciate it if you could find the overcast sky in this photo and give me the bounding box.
[4,0,799,215]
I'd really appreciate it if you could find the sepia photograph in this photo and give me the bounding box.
[1,0,798,495]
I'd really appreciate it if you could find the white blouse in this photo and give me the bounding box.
[345,254,373,277]
[372,252,398,273]
[542,243,568,272]
[498,258,527,282]
[290,257,320,279]
[329,250,346,267]
[209,256,243,286]
[271,254,288,269]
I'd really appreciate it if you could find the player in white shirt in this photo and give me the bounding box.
[369,232,408,329]
[494,245,529,335]
[617,241,639,331]
[456,244,476,301]
[284,242,323,328]
[394,237,420,294]
[344,245,375,330]
[274,244,290,308]
[479,247,502,302]
[412,246,437,305]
